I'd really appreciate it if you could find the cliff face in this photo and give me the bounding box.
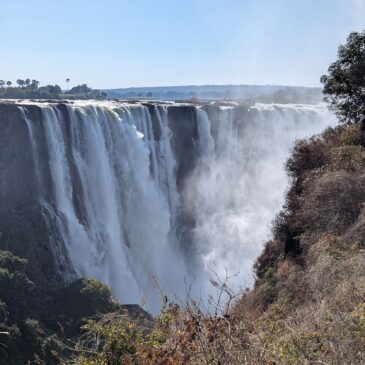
[0,101,205,295]
[167,105,199,191]
[0,104,39,211]
[0,104,71,290]
[0,101,334,310]
[0,101,253,295]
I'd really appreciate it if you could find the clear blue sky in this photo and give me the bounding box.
[0,0,364,89]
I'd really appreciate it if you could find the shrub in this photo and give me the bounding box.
[298,171,365,234]
[75,313,152,365]
[53,278,118,320]
[254,240,284,279]
[0,251,27,274]
[329,145,365,171]
[286,137,328,179]
[339,123,362,146]
[0,253,35,322]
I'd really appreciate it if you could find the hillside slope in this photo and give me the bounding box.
[236,122,365,364]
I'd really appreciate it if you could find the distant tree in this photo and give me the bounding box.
[16,79,25,88]
[47,84,62,95]
[66,78,70,90]
[53,84,62,95]
[30,79,39,90]
[25,78,31,87]
[69,84,92,95]
[0,80,4,88]
[321,30,365,122]
[6,81,12,87]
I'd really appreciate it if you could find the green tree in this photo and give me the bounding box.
[6,81,12,87]
[0,80,5,88]
[66,78,70,90]
[69,84,92,95]
[30,79,39,89]
[25,78,30,87]
[50,84,62,94]
[321,30,365,122]
[16,79,25,88]
[0,251,35,321]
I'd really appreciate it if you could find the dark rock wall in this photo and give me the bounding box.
[167,105,198,192]
[0,104,74,291]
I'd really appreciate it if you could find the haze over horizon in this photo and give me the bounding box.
[1,0,364,89]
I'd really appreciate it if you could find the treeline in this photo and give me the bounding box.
[64,83,108,99]
[0,78,61,99]
[0,79,107,100]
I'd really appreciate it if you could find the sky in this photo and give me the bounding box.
[0,0,364,89]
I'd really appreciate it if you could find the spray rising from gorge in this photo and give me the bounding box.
[0,100,336,312]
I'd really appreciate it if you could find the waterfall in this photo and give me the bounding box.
[186,103,337,292]
[12,101,336,311]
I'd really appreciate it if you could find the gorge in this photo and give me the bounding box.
[0,100,336,312]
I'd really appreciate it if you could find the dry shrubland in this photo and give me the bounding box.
[75,123,365,365]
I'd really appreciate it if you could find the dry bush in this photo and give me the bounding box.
[298,170,365,234]
[275,259,299,280]
[286,124,363,180]
[339,122,362,146]
[253,240,284,279]
[286,136,328,179]
[73,264,365,365]
[344,207,365,246]
[328,145,365,171]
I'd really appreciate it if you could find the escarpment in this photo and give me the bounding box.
[248,123,365,312]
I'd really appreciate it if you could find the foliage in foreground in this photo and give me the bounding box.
[0,250,122,365]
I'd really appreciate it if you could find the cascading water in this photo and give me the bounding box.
[186,104,337,293]
[6,101,337,312]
